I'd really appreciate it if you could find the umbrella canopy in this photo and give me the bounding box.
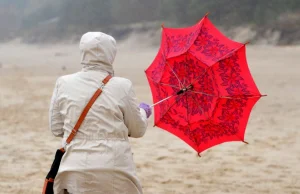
[145,15,264,155]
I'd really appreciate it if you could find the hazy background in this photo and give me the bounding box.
[1,0,300,45]
[0,1,300,194]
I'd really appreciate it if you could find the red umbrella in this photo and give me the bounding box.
[145,14,265,155]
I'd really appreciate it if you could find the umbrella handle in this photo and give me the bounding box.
[150,95,174,108]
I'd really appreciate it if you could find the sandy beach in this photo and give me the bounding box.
[0,40,299,194]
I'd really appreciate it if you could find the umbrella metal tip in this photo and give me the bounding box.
[161,23,165,28]
[205,12,210,17]
[244,41,250,45]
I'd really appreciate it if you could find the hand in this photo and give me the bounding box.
[139,103,152,118]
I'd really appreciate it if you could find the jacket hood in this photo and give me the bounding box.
[79,32,117,75]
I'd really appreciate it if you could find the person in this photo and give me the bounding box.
[49,32,152,194]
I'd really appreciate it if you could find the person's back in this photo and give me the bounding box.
[49,32,151,194]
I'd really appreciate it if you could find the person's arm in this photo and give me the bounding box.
[120,81,150,138]
[49,78,64,137]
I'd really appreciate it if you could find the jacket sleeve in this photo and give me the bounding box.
[49,78,64,137]
[120,82,148,138]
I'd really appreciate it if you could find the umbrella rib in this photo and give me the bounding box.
[210,68,221,96]
[166,61,184,88]
[217,44,245,62]
[190,92,263,99]
[185,98,220,126]
[210,97,221,119]
[148,77,181,89]
[219,95,263,99]
[189,92,209,120]
[190,66,211,86]
[190,90,217,97]
[159,82,181,89]
[185,94,191,126]
[184,53,189,86]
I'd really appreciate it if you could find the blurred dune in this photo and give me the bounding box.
[1,0,300,45]
[0,37,300,194]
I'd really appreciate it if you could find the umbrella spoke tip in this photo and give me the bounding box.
[205,12,210,17]
[244,41,250,45]
[243,141,249,144]
[161,23,165,28]
[197,152,201,157]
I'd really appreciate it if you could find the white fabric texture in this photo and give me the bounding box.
[49,32,148,194]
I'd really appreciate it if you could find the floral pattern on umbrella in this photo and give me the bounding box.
[145,15,263,154]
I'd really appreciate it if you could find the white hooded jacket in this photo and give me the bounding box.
[49,32,148,194]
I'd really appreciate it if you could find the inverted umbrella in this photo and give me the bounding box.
[145,14,265,155]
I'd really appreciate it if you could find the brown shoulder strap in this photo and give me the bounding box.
[66,75,112,144]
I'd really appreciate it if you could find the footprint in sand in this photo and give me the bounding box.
[156,156,168,161]
[161,179,182,184]
[267,164,288,169]
[238,156,265,164]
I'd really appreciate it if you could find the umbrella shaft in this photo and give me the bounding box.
[150,95,174,107]
[150,85,193,107]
